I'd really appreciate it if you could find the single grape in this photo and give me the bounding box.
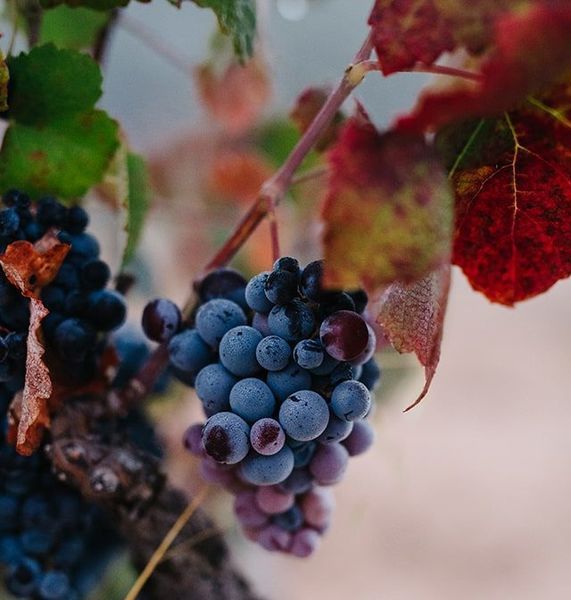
[318,292,356,318]
[290,528,320,558]
[168,329,213,375]
[331,380,371,422]
[309,443,349,485]
[256,524,292,552]
[202,412,250,464]
[37,570,71,600]
[36,197,67,227]
[351,324,377,366]
[250,418,285,456]
[273,256,300,277]
[64,205,89,234]
[267,300,315,342]
[255,486,295,515]
[54,318,96,363]
[278,390,329,441]
[5,557,41,597]
[300,487,335,529]
[142,298,182,343]
[264,269,298,305]
[320,310,369,361]
[0,208,20,237]
[182,423,205,456]
[293,339,324,370]
[194,363,237,415]
[219,326,262,377]
[266,362,312,403]
[0,494,19,528]
[229,378,276,423]
[279,468,313,495]
[318,413,354,443]
[86,290,127,331]
[272,505,304,532]
[199,458,241,489]
[342,419,375,457]
[359,358,381,391]
[251,312,271,336]
[195,298,247,348]
[255,335,291,371]
[197,268,248,310]
[291,441,317,468]
[348,289,368,314]
[234,491,269,528]
[245,272,274,313]
[66,232,100,259]
[240,446,294,486]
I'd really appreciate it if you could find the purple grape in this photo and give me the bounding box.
[331,380,371,422]
[319,310,370,361]
[290,528,320,557]
[280,468,313,494]
[240,446,294,486]
[199,459,239,488]
[278,390,329,441]
[255,486,295,515]
[256,524,292,552]
[197,268,248,310]
[252,312,271,336]
[234,491,269,528]
[182,423,205,456]
[309,443,349,485]
[300,487,334,529]
[202,412,250,464]
[250,418,286,456]
[350,324,376,366]
[342,420,375,456]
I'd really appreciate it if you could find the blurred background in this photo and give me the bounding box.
[5,0,571,598]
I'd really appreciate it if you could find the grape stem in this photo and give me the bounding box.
[120,32,374,409]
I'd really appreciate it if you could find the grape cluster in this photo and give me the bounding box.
[0,190,133,598]
[144,258,380,556]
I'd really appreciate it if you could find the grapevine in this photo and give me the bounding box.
[0,1,567,599]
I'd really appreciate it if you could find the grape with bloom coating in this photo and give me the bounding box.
[342,420,375,456]
[250,418,286,456]
[279,390,329,441]
[331,380,371,422]
[266,362,312,402]
[195,298,247,348]
[309,443,349,485]
[255,335,291,371]
[219,326,263,377]
[240,446,294,486]
[230,379,276,423]
[195,363,237,415]
[255,486,295,514]
[202,412,250,464]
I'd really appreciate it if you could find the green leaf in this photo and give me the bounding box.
[0,45,119,200]
[193,0,256,60]
[40,6,110,50]
[6,44,102,125]
[124,153,150,264]
[0,110,119,199]
[40,0,129,11]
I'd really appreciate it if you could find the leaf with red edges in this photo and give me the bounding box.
[436,87,571,304]
[0,236,70,454]
[397,3,571,133]
[377,264,451,410]
[322,113,453,290]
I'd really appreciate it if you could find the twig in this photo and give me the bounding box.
[124,487,209,600]
[359,59,482,81]
[93,10,120,65]
[291,165,330,187]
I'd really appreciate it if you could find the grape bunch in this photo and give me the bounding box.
[143,258,380,556]
[0,190,132,598]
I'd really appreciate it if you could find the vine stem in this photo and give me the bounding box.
[121,32,373,407]
[359,59,482,81]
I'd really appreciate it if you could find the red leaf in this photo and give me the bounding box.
[376,264,451,410]
[368,0,455,75]
[321,113,453,291]
[0,236,70,455]
[438,88,571,304]
[194,57,271,134]
[290,86,344,151]
[397,3,571,132]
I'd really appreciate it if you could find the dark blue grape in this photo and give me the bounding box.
[195,299,246,348]
[359,358,381,391]
[195,363,237,415]
[266,362,312,402]
[197,268,248,310]
[54,319,97,363]
[0,208,20,236]
[36,197,67,227]
[41,286,66,312]
[319,413,353,443]
[348,289,368,314]
[79,259,111,290]
[64,206,89,234]
[0,494,19,529]
[87,290,127,331]
[229,378,276,423]
[331,380,371,422]
[272,505,304,531]
[278,390,329,441]
[219,326,262,377]
[273,256,300,277]
[290,441,317,468]
[267,299,315,342]
[168,329,213,376]
[202,412,250,464]
[37,571,71,600]
[20,529,54,556]
[255,335,291,371]
[53,263,80,291]
[245,272,274,313]
[240,446,294,486]
[67,233,100,259]
[279,469,313,495]
[5,557,41,597]
[264,269,298,305]
[293,339,324,370]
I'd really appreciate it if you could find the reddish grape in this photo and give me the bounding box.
[309,443,349,485]
[319,310,369,361]
[142,298,181,342]
[255,486,295,515]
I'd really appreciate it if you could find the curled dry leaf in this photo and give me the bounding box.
[322,111,453,291]
[0,235,70,455]
[194,56,271,135]
[377,264,451,410]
